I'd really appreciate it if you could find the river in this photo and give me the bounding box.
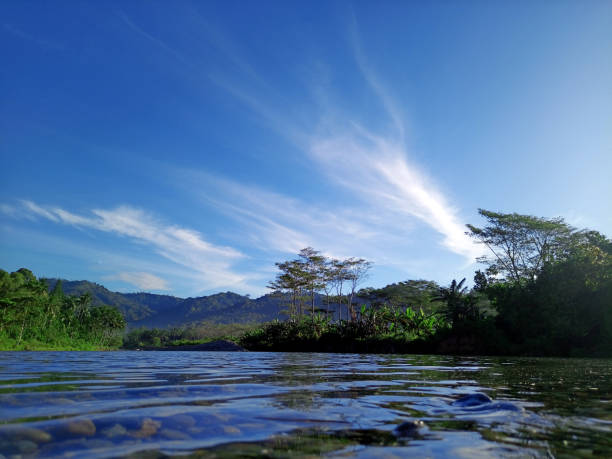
[0,351,610,457]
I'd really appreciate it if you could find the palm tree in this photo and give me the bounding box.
[434,278,470,326]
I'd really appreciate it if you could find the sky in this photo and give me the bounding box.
[1,0,611,298]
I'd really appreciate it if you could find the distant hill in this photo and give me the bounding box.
[44,278,437,329]
[44,278,298,328]
[45,279,157,322]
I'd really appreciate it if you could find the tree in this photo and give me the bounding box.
[89,305,127,346]
[320,262,335,320]
[330,258,349,321]
[268,260,307,321]
[478,223,612,356]
[357,279,440,314]
[298,247,326,318]
[268,250,371,323]
[473,270,488,292]
[466,209,574,283]
[434,278,482,326]
[0,268,126,349]
[345,258,372,321]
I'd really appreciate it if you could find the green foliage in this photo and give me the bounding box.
[433,278,484,326]
[4,210,609,357]
[269,248,372,323]
[251,211,611,357]
[357,280,440,314]
[467,209,574,283]
[481,226,612,356]
[239,305,447,352]
[45,278,157,321]
[0,268,126,350]
[122,322,259,348]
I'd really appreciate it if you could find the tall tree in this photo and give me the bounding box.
[298,247,327,317]
[268,260,307,321]
[466,209,574,283]
[320,261,335,320]
[330,259,349,321]
[345,258,372,321]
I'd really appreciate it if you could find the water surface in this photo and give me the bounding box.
[0,352,610,457]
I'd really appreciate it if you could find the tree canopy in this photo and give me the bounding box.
[268,248,371,322]
[0,268,126,349]
[466,209,575,283]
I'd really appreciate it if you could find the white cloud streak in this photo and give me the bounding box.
[17,201,248,291]
[181,171,422,267]
[200,13,482,264]
[109,272,170,291]
[308,131,482,261]
[22,200,60,222]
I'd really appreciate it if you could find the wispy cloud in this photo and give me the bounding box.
[15,201,249,291]
[308,130,482,262]
[348,12,405,141]
[3,23,64,50]
[107,271,170,291]
[184,172,377,252]
[22,200,60,222]
[197,16,482,265]
[114,11,188,65]
[178,170,435,272]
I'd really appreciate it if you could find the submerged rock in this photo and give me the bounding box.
[67,419,96,436]
[453,393,493,407]
[17,427,51,443]
[159,428,190,440]
[130,418,161,438]
[394,420,426,437]
[452,393,522,412]
[101,423,127,438]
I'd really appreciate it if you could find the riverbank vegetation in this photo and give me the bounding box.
[122,322,259,349]
[0,269,126,350]
[241,209,612,357]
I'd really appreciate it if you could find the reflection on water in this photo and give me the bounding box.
[0,352,610,457]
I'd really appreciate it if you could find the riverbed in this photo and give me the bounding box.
[0,351,610,457]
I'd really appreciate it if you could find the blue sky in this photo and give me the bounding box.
[1,0,611,298]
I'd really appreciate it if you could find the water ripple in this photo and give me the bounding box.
[0,351,610,457]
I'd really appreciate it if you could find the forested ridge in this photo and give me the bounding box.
[43,279,302,327]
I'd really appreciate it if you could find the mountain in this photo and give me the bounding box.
[44,278,290,328]
[45,279,157,321]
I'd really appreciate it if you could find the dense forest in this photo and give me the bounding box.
[0,269,125,350]
[242,209,612,357]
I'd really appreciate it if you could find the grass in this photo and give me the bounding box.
[0,334,120,351]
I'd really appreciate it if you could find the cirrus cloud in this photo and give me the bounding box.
[15,200,247,291]
[108,271,170,291]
